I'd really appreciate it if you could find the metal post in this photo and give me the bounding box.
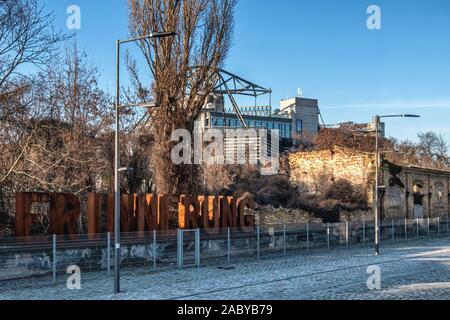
[345,222,349,248]
[110,33,176,294]
[114,39,121,295]
[52,234,56,283]
[107,232,111,276]
[306,223,310,251]
[283,225,286,255]
[181,229,184,268]
[153,229,157,270]
[176,229,180,269]
[256,225,260,259]
[362,220,366,245]
[374,115,380,256]
[327,223,330,250]
[438,217,441,237]
[427,217,430,238]
[416,218,419,239]
[392,219,395,241]
[195,229,200,267]
[177,229,184,269]
[405,218,408,240]
[227,227,231,263]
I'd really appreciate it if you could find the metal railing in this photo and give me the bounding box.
[1,216,449,290]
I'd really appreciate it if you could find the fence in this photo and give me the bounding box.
[1,217,449,290]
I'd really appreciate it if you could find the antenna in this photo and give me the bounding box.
[297,88,303,97]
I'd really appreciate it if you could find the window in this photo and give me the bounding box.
[436,182,445,208]
[296,120,303,133]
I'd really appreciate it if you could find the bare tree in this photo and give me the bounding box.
[417,131,449,168]
[0,42,113,194]
[0,0,68,191]
[0,0,66,92]
[387,132,449,170]
[127,0,237,194]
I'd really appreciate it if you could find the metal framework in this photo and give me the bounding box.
[187,67,273,128]
[211,69,272,97]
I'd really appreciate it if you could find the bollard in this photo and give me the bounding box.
[283,225,286,256]
[107,232,111,276]
[427,217,430,238]
[153,229,157,270]
[52,234,56,283]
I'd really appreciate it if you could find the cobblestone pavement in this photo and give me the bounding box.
[2,238,450,300]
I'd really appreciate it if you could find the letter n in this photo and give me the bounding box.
[137,195,158,232]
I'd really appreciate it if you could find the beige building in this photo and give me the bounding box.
[279,97,320,144]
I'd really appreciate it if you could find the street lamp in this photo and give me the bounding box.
[373,114,420,256]
[114,31,176,294]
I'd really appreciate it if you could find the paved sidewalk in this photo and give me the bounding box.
[1,238,450,300]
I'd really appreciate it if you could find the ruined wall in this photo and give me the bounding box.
[381,165,450,219]
[289,147,375,203]
[289,147,450,221]
[257,207,322,225]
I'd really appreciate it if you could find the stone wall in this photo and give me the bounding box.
[289,147,375,203]
[257,207,322,225]
[381,164,450,219]
[288,146,450,221]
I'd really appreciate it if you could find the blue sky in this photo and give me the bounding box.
[40,0,450,143]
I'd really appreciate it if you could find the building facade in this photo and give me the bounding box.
[200,95,320,146]
[279,97,320,142]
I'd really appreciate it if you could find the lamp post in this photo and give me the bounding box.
[114,31,176,294]
[373,114,420,256]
